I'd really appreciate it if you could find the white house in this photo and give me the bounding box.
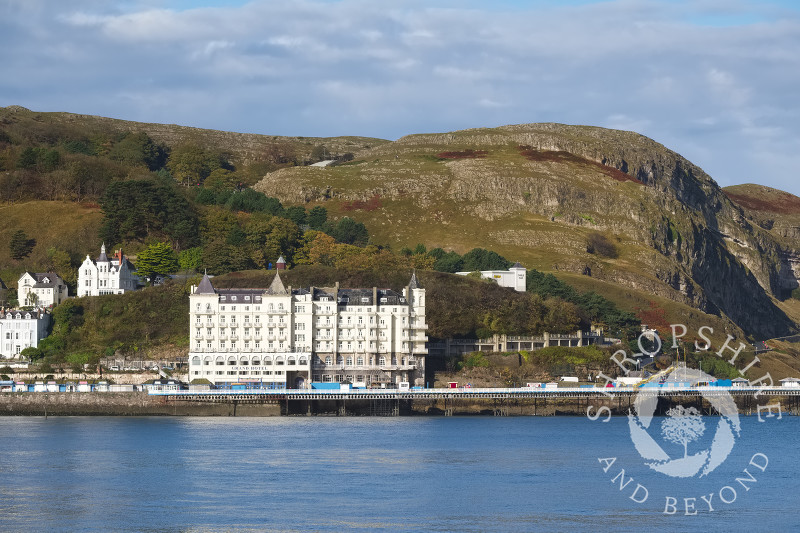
[17,272,68,307]
[0,309,51,359]
[78,244,139,297]
[188,271,428,388]
[456,262,527,292]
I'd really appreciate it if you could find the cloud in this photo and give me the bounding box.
[1,0,800,194]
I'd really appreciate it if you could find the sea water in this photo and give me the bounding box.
[0,415,797,532]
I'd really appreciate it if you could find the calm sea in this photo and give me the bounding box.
[0,415,797,532]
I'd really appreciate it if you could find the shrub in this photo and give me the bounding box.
[586,232,618,258]
[461,352,490,369]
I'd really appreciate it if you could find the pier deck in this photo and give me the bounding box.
[148,386,800,403]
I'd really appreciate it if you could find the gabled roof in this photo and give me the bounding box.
[22,272,65,288]
[265,271,288,295]
[409,271,420,290]
[510,262,525,270]
[195,273,216,294]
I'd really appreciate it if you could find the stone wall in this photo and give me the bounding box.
[0,392,280,416]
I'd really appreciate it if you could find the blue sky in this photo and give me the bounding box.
[2,0,800,196]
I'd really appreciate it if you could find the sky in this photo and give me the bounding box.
[2,0,799,195]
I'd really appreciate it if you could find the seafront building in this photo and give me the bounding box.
[17,272,69,307]
[188,272,427,388]
[77,244,139,297]
[455,262,527,292]
[0,309,51,359]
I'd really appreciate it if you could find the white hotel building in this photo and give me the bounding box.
[188,272,428,388]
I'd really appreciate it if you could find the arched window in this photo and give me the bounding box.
[325,356,332,365]
[299,357,308,365]
[239,357,249,366]
[252,359,260,366]
[356,356,364,366]
[191,356,201,364]
[264,357,273,365]
[379,356,386,366]
[287,357,296,365]
[336,355,343,365]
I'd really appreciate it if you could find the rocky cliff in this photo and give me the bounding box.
[255,123,799,338]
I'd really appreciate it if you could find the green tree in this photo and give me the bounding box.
[47,247,76,287]
[332,217,369,246]
[178,247,203,271]
[201,241,253,275]
[307,206,328,229]
[461,248,511,271]
[166,143,223,185]
[135,242,179,284]
[108,132,166,170]
[204,168,238,192]
[99,179,200,248]
[9,229,35,260]
[285,206,307,226]
[20,347,45,361]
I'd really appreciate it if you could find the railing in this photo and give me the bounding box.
[150,385,800,398]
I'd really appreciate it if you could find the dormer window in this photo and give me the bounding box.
[231,296,237,301]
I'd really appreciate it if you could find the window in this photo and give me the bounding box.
[379,356,386,366]
[325,356,332,365]
[346,357,353,366]
[356,356,364,366]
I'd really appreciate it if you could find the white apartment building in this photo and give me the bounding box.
[188,272,428,388]
[0,309,51,359]
[456,262,527,292]
[78,244,139,297]
[17,272,69,307]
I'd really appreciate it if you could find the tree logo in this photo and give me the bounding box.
[627,368,741,478]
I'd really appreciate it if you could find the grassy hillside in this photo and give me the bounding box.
[2,107,798,342]
[255,124,799,338]
[0,201,103,288]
